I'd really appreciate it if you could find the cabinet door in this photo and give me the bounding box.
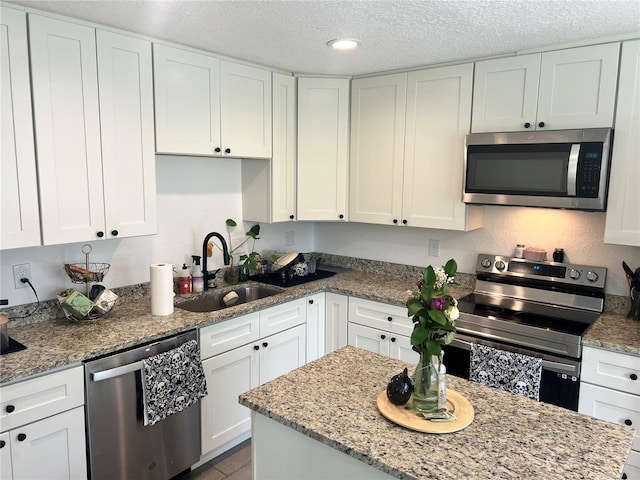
[271,72,297,222]
[153,44,221,155]
[537,43,619,130]
[1,365,84,433]
[11,406,87,480]
[201,343,259,455]
[0,431,11,479]
[471,54,541,133]
[389,334,419,364]
[0,7,40,250]
[220,60,272,158]
[325,293,348,354]
[305,293,326,363]
[605,40,640,247]
[349,73,406,226]
[260,324,306,384]
[581,346,640,396]
[578,383,640,451]
[297,77,350,221]
[29,14,105,245]
[348,323,390,357]
[97,30,156,239]
[260,298,306,338]
[348,297,413,338]
[403,64,482,231]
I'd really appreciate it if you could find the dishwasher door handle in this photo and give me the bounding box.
[91,360,144,382]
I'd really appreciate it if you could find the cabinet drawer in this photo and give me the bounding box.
[625,449,640,480]
[0,366,84,432]
[579,383,640,451]
[582,346,640,396]
[260,299,306,338]
[348,298,412,337]
[200,312,260,359]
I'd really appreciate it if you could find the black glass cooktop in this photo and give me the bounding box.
[252,269,336,287]
[457,293,594,337]
[1,337,27,355]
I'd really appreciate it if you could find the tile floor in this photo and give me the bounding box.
[177,440,252,480]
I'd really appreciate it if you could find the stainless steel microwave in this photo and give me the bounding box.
[462,128,613,211]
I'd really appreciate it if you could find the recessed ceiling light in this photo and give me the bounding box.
[327,39,360,51]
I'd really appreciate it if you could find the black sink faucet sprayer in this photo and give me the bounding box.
[202,232,231,291]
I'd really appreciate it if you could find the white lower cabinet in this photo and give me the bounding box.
[0,366,87,480]
[579,346,640,479]
[347,298,418,363]
[306,292,326,363]
[200,300,307,456]
[325,293,348,354]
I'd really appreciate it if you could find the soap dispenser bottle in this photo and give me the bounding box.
[191,255,204,293]
[179,263,191,296]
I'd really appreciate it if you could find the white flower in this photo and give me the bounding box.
[445,305,460,321]
[434,267,448,289]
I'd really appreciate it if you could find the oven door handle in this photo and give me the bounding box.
[450,336,579,375]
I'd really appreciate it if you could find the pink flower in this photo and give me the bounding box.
[429,297,446,310]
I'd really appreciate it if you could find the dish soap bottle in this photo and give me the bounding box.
[191,255,204,293]
[179,263,191,296]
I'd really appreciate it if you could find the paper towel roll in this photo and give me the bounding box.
[150,263,175,316]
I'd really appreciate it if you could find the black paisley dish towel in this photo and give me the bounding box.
[469,343,542,401]
[141,339,208,426]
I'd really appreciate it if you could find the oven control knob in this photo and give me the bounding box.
[569,268,581,280]
[586,271,599,282]
[495,260,506,271]
[481,258,492,268]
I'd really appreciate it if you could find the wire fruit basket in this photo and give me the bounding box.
[60,244,116,321]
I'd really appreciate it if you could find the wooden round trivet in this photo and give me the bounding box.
[376,389,474,433]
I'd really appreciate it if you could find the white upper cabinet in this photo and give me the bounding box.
[29,14,105,245]
[154,44,272,158]
[220,61,272,158]
[29,14,156,245]
[243,72,296,223]
[297,77,350,221]
[97,30,156,239]
[349,73,407,226]
[472,43,620,132]
[350,64,482,231]
[271,73,297,222]
[0,7,40,250]
[403,64,482,230]
[153,45,220,155]
[604,40,640,247]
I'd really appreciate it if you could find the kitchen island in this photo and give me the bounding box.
[239,346,635,480]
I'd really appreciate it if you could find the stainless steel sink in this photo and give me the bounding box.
[176,285,283,313]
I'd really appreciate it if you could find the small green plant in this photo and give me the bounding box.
[225,219,261,271]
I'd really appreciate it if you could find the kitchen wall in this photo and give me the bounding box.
[315,208,640,297]
[0,156,314,306]
[1,158,638,307]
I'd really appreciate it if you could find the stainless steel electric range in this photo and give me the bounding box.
[443,253,607,411]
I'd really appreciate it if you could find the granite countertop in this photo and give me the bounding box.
[1,269,637,385]
[239,346,635,480]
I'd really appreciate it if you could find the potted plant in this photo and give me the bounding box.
[225,219,261,282]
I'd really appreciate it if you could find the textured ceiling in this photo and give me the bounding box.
[9,0,640,76]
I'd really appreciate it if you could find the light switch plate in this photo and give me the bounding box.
[428,239,439,257]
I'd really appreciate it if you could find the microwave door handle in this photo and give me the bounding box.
[567,144,580,196]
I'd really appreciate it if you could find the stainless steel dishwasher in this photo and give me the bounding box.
[84,330,201,480]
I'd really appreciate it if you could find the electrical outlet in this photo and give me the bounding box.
[13,263,31,289]
[428,239,440,257]
[285,230,295,246]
